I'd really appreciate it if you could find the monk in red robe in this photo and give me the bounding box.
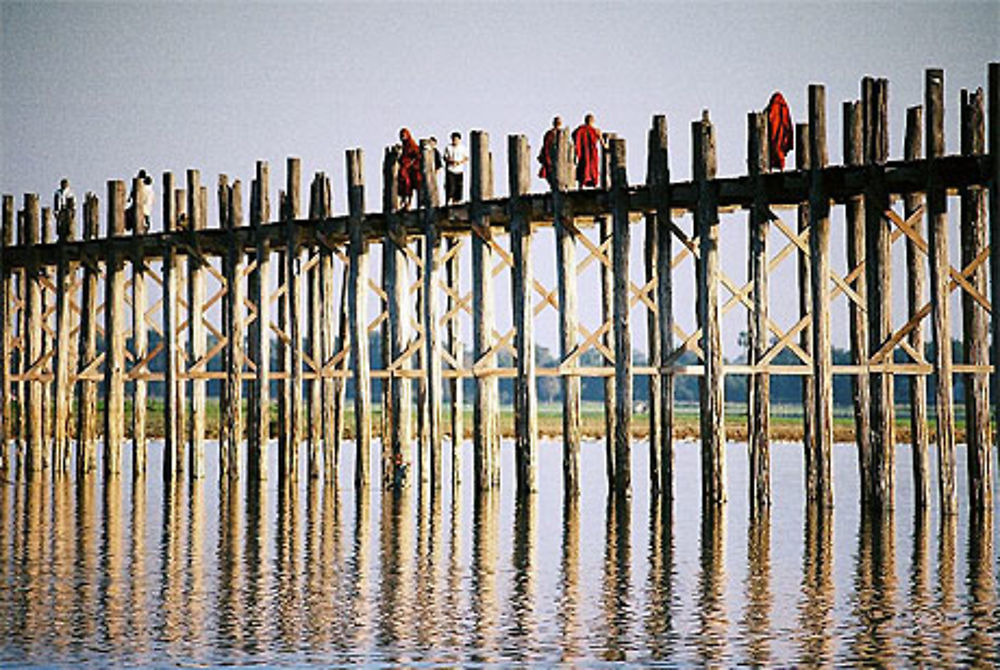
[398,128,422,209]
[537,116,562,182]
[765,92,793,171]
[572,113,602,188]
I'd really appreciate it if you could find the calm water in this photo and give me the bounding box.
[0,438,997,666]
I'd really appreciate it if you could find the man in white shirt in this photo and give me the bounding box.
[53,178,74,217]
[443,132,468,205]
[127,169,155,231]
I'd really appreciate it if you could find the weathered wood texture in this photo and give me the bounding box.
[808,86,833,508]
[186,171,206,479]
[903,107,930,509]
[864,77,895,510]
[53,195,76,472]
[132,176,149,476]
[960,86,991,512]
[307,176,324,478]
[347,149,371,488]
[420,141,444,490]
[162,172,181,480]
[446,235,463,490]
[0,196,12,468]
[104,182,127,476]
[383,146,411,488]
[611,137,633,497]
[747,111,770,517]
[926,68,957,516]
[223,178,245,481]
[694,113,724,506]
[509,134,537,495]
[249,162,271,480]
[551,127,581,496]
[990,63,1000,488]
[795,126,815,466]
[843,100,871,502]
[284,157,303,481]
[76,194,100,475]
[470,131,499,492]
[599,135,616,492]
[649,116,673,500]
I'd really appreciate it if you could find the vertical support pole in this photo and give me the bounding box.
[318,175,337,483]
[600,135,616,491]
[446,236,463,489]
[650,116,674,500]
[610,137,632,497]
[132,175,149,477]
[53,195,76,472]
[347,148,371,488]
[747,111,770,517]
[694,112,724,506]
[173,188,188,471]
[509,134,537,495]
[960,86,991,512]
[989,62,1000,496]
[420,140,444,490]
[844,98,872,501]
[104,181,127,476]
[23,194,43,472]
[796,124,815,470]
[865,77,895,510]
[77,193,100,474]
[926,68,957,516]
[283,157,303,481]
[307,176,323,478]
[0,197,11,469]
[41,208,53,464]
[249,161,271,480]
[808,86,833,509]
[162,172,180,480]
[383,147,411,487]
[217,176,231,464]
[551,127,581,496]
[224,178,245,481]
[186,170,206,479]
[903,107,930,509]
[471,131,498,492]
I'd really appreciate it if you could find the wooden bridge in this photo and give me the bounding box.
[0,65,996,517]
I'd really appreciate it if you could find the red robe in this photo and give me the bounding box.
[537,127,558,180]
[766,92,793,171]
[398,129,422,201]
[572,123,601,187]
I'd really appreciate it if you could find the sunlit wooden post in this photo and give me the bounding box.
[610,136,632,497]
[346,148,371,488]
[104,181,126,476]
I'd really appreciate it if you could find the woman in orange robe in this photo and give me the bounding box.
[398,128,422,209]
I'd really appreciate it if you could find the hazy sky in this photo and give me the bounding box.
[2,1,997,354]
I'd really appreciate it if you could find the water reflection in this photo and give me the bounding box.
[1,440,997,666]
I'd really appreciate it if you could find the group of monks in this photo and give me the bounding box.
[395,92,794,209]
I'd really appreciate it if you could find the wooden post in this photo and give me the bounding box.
[808,86,833,509]
[551,127,581,496]
[161,172,181,480]
[864,77,895,510]
[383,147,411,488]
[186,171,206,479]
[217,176,232,467]
[53,194,76,472]
[41,208,53,465]
[284,157,303,481]
[77,193,100,475]
[650,116,673,500]
[611,137,633,497]
[446,236,463,489]
[796,124,816,469]
[317,175,338,483]
[843,99,872,502]
[22,194,44,472]
[131,175,149,476]
[224,178,245,481]
[346,148,371,488]
[249,161,271,480]
[470,131,498,492]
[903,107,930,509]
[307,176,324,478]
[694,112,724,506]
[104,181,127,476]
[989,63,1000,484]
[420,140,444,490]
[0,196,11,469]
[926,68,956,516]
[960,86,991,512]
[747,111,770,517]
[600,135,616,491]
[509,134,537,495]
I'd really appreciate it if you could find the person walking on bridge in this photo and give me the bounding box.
[397,128,422,210]
[537,116,562,182]
[572,113,602,188]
